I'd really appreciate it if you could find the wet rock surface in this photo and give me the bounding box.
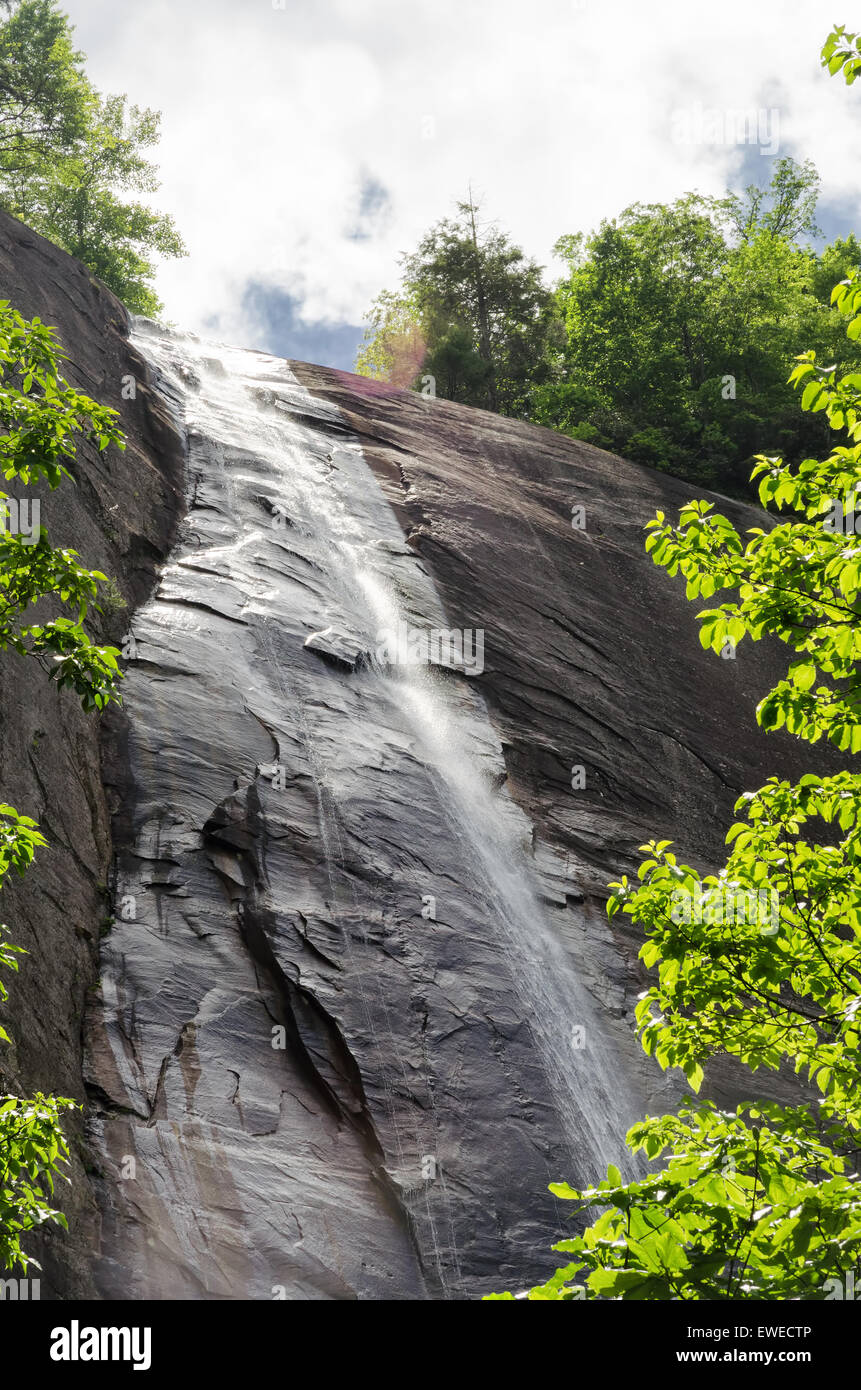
[87,331,636,1300]
[292,362,839,1121]
[85,331,830,1301]
[0,215,835,1300]
[0,212,183,1297]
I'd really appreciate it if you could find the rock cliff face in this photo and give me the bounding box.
[0,214,822,1300]
[0,212,184,1297]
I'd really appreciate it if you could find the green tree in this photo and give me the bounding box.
[537,163,859,493]
[728,155,822,242]
[12,94,186,316]
[0,300,124,1272]
[0,0,90,173]
[488,26,861,1303]
[0,0,185,314]
[354,288,426,387]
[357,195,556,415]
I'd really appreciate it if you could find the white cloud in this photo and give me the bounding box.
[62,0,861,355]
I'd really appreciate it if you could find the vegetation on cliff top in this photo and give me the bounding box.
[0,0,185,315]
[358,160,860,501]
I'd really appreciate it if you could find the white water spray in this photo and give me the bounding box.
[130,319,639,1186]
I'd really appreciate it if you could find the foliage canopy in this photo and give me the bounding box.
[0,300,124,1272]
[0,0,185,314]
[357,194,556,416]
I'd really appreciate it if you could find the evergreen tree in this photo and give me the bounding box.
[357,194,557,415]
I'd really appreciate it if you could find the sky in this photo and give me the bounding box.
[60,0,861,369]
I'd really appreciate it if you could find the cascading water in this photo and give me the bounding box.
[85,321,643,1299]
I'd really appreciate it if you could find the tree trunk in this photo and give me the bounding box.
[467,197,498,411]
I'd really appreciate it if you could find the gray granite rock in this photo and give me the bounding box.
[0,211,184,1297]
[0,212,839,1302]
[84,328,836,1301]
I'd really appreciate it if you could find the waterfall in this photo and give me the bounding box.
[86,321,642,1299]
